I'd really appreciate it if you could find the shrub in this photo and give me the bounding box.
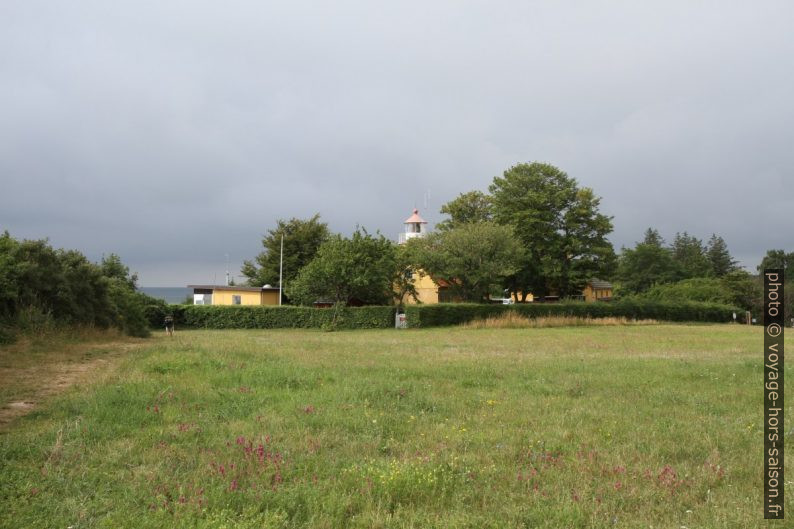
[0,231,152,338]
[106,282,150,338]
[404,300,738,328]
[638,277,734,305]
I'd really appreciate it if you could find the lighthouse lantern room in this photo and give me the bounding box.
[399,208,428,244]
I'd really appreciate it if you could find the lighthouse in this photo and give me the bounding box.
[399,208,428,244]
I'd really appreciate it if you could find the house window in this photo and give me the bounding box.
[232,295,242,305]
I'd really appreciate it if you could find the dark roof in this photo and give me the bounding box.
[588,279,613,290]
[188,285,280,292]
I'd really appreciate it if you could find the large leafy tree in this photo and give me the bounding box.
[410,222,524,302]
[436,191,492,231]
[288,229,396,306]
[758,249,794,281]
[616,229,680,294]
[241,214,330,289]
[488,162,614,299]
[720,270,762,312]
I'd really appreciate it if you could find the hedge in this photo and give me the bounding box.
[174,305,395,330]
[403,300,740,328]
[150,299,738,331]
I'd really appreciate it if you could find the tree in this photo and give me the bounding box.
[758,249,794,282]
[392,243,420,307]
[288,229,396,306]
[720,270,761,312]
[671,232,711,279]
[100,253,138,290]
[705,234,738,277]
[410,222,524,302]
[488,162,614,299]
[642,227,664,247]
[436,191,492,231]
[241,214,330,289]
[553,187,617,296]
[616,229,680,294]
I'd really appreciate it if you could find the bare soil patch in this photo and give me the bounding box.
[0,339,146,431]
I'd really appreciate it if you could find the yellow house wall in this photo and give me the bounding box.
[514,291,534,303]
[583,286,612,302]
[404,272,440,304]
[583,285,595,302]
[261,291,280,305]
[212,290,263,306]
[402,274,537,304]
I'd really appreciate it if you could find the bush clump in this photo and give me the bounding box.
[0,231,154,339]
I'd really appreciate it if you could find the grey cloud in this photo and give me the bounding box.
[1,1,792,284]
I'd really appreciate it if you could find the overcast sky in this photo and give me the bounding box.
[1,1,792,286]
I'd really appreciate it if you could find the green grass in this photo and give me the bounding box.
[0,325,790,528]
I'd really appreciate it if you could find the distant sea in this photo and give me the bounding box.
[139,287,192,305]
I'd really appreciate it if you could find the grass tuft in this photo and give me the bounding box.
[462,312,658,329]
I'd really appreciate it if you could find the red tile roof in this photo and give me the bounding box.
[404,208,427,224]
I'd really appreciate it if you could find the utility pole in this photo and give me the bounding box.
[279,234,284,306]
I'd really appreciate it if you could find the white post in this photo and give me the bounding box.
[279,234,284,306]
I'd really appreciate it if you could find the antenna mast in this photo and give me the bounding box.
[279,234,284,306]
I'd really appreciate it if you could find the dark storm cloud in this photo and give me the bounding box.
[1,1,792,285]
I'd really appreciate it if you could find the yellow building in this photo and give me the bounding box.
[582,279,613,302]
[403,272,453,304]
[188,285,281,306]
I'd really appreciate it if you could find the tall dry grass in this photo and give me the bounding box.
[462,311,658,329]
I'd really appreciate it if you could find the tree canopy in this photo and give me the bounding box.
[436,191,492,231]
[409,222,524,302]
[241,215,330,289]
[671,232,711,279]
[617,229,742,294]
[616,229,680,294]
[758,249,794,281]
[288,229,396,306]
[488,162,615,298]
[705,234,738,277]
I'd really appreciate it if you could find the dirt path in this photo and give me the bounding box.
[0,339,147,431]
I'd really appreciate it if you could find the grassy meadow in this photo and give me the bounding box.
[0,324,790,528]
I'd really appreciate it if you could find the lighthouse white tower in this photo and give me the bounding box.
[398,208,428,244]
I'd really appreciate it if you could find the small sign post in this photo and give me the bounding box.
[395,311,407,329]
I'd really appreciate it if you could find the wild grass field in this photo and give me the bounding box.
[0,324,790,528]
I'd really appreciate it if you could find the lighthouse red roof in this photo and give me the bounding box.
[404,208,427,224]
